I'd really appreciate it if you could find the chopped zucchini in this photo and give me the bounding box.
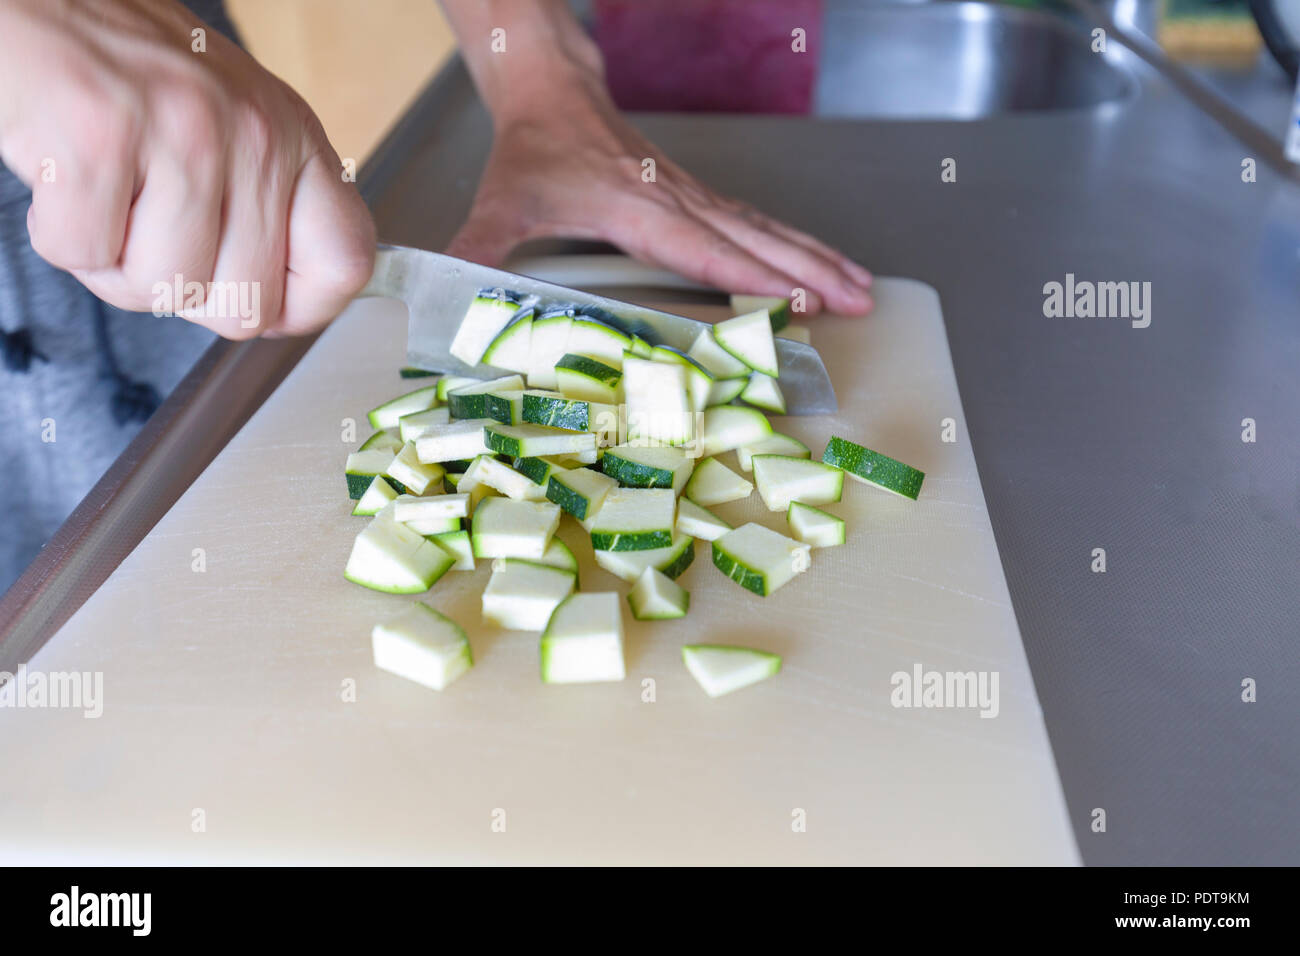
[386,441,446,496]
[682,644,781,697]
[730,294,792,332]
[737,432,811,472]
[447,375,525,419]
[565,318,632,367]
[372,604,472,691]
[525,311,575,389]
[352,474,399,516]
[346,449,398,499]
[482,559,577,631]
[752,454,844,511]
[359,429,403,452]
[540,592,626,684]
[787,501,845,548]
[470,497,561,559]
[367,384,440,430]
[698,406,773,457]
[683,457,754,507]
[600,443,695,494]
[821,437,925,500]
[461,454,549,501]
[688,327,750,378]
[592,532,695,583]
[675,497,732,541]
[414,418,495,464]
[430,529,475,570]
[345,507,455,594]
[712,309,778,378]
[448,290,524,367]
[623,356,694,447]
[711,522,810,597]
[397,405,451,443]
[393,493,470,522]
[587,488,677,551]
[546,466,617,520]
[554,353,622,404]
[627,567,689,621]
[706,376,748,407]
[740,372,786,414]
[481,306,534,373]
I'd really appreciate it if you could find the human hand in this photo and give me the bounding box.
[0,0,375,339]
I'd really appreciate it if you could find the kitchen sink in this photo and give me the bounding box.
[816,1,1136,118]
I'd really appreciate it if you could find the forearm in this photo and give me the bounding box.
[437,0,608,127]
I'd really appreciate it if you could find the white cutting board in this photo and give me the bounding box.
[0,279,1079,865]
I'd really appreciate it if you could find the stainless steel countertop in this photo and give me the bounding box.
[3,2,1297,864]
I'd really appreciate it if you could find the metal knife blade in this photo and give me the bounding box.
[359,243,837,415]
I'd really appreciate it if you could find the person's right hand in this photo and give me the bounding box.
[0,0,375,339]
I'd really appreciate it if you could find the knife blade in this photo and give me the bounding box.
[359,243,837,415]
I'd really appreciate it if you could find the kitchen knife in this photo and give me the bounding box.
[359,243,837,415]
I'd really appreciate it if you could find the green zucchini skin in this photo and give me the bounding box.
[821,436,925,500]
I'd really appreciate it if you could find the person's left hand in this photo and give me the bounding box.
[445,85,873,318]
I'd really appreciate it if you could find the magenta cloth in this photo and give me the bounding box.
[594,0,822,114]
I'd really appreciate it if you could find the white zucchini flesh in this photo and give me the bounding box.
[600,444,695,494]
[481,559,577,631]
[464,455,549,501]
[787,501,846,548]
[360,429,403,452]
[470,497,561,559]
[540,592,626,684]
[592,532,695,583]
[740,372,787,414]
[683,457,753,507]
[706,376,747,407]
[737,432,811,472]
[484,422,599,459]
[554,354,622,404]
[566,318,632,367]
[372,604,473,691]
[698,406,773,457]
[675,497,732,541]
[622,357,694,447]
[776,324,811,345]
[532,537,579,574]
[649,346,713,411]
[627,567,689,620]
[436,375,480,401]
[352,475,399,516]
[448,293,523,366]
[398,405,451,443]
[386,441,446,496]
[751,454,844,511]
[730,293,791,329]
[481,308,534,373]
[682,644,781,697]
[688,326,750,378]
[546,466,617,520]
[430,529,475,570]
[526,314,575,389]
[586,488,677,551]
[367,384,440,430]
[345,508,455,594]
[414,418,495,463]
[393,493,470,522]
[403,515,461,536]
[711,522,810,597]
[712,309,779,378]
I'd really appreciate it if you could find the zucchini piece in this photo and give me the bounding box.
[554,354,622,404]
[403,515,461,536]
[345,507,455,594]
[359,429,402,452]
[513,455,572,487]
[447,375,525,419]
[540,593,626,684]
[675,497,731,541]
[592,532,695,583]
[484,422,599,459]
[414,418,495,463]
[776,324,810,345]
[706,376,747,407]
[386,441,446,496]
[462,454,549,501]
[623,356,694,447]
[352,475,399,516]
[730,294,792,333]
[436,375,480,401]
[711,522,810,597]
[399,367,439,379]
[787,501,845,548]
[534,536,579,574]
[522,391,602,431]
[682,644,781,697]
[470,497,561,559]
[372,603,472,691]
[740,372,786,415]
[525,311,575,389]
[736,432,811,472]
[346,449,398,499]
[546,466,617,520]
[600,443,694,494]
[822,436,925,500]
[649,345,714,412]
[688,327,750,378]
[627,335,654,358]
[448,289,523,366]
[627,567,689,621]
[566,317,632,367]
[482,558,577,631]
[713,309,779,378]
[397,405,451,443]
[367,384,441,430]
[481,306,534,373]
[430,529,475,570]
[683,457,754,507]
[752,454,844,511]
[698,406,773,457]
[587,488,677,551]
[393,493,470,522]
